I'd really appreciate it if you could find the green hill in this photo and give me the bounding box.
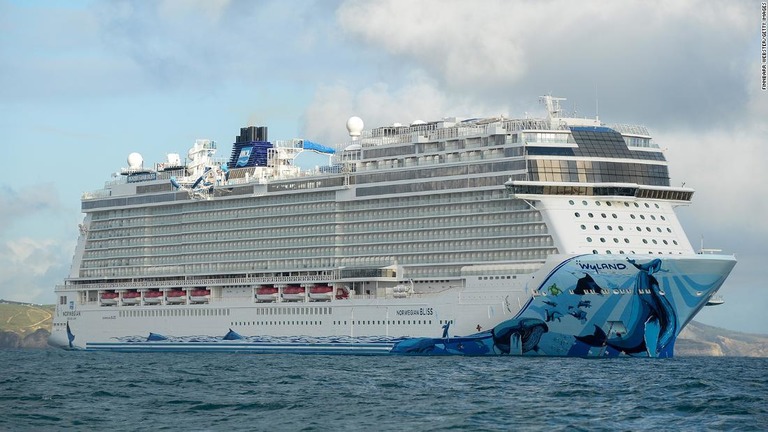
[0,302,54,334]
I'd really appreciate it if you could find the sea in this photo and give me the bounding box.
[1,350,766,431]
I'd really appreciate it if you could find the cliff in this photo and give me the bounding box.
[0,301,54,349]
[676,321,768,357]
[0,328,51,349]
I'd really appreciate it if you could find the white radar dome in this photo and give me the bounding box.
[346,116,364,139]
[127,152,143,169]
[411,120,426,126]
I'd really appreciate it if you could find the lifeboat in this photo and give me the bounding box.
[144,290,163,304]
[336,287,350,300]
[282,285,305,302]
[190,288,211,304]
[166,289,187,304]
[255,286,278,302]
[100,291,119,306]
[309,285,333,301]
[122,291,141,305]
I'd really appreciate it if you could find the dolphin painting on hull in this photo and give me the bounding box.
[572,258,678,357]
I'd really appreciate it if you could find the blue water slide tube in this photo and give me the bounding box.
[302,140,335,154]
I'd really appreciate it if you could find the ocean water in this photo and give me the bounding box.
[1,350,766,431]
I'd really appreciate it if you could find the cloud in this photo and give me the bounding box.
[336,0,753,129]
[301,72,516,144]
[0,185,62,235]
[93,0,343,91]
[0,237,71,304]
[661,53,768,246]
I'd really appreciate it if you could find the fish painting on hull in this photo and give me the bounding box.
[390,318,548,356]
[490,255,692,357]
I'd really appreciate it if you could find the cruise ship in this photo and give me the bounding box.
[49,96,735,357]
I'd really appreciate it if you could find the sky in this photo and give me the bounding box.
[1,0,766,334]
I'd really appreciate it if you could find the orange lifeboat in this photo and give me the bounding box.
[122,291,141,305]
[255,286,278,302]
[335,287,350,300]
[100,291,119,306]
[166,289,187,304]
[190,288,211,304]
[282,285,305,302]
[144,290,163,304]
[309,285,333,301]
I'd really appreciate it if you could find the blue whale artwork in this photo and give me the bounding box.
[392,256,683,357]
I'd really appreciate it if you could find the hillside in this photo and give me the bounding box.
[676,320,768,357]
[0,302,765,354]
[0,301,54,333]
[0,301,54,348]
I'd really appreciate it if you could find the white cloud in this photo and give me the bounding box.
[0,185,61,234]
[301,72,514,144]
[0,237,71,304]
[337,0,753,128]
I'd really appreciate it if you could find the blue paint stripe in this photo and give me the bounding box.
[86,342,395,354]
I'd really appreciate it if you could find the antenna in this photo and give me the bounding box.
[594,83,599,122]
[539,94,566,119]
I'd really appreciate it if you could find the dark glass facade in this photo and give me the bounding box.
[526,127,670,187]
[528,159,670,186]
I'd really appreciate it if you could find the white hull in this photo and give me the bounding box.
[51,253,735,357]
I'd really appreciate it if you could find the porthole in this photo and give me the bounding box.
[624,238,630,243]
[606,250,612,254]
[582,200,588,206]
[619,250,625,254]
[601,213,607,218]
[667,228,672,233]
[580,224,587,230]
[630,214,636,219]
[587,237,593,242]
[618,226,624,231]
[594,225,600,230]
[569,200,575,205]
[607,226,613,231]
[606,202,612,207]
[642,239,648,244]
[673,240,678,245]
[595,201,601,206]
[663,240,669,245]
[661,216,666,221]
[636,227,642,232]
[575,212,581,217]
[624,202,630,207]
[588,213,594,218]
[640,215,646,220]
[652,239,658,244]
[600,238,606,243]
[657,228,662,232]
[644,203,650,208]
[646,227,652,232]
[634,203,640,208]
[612,213,618,219]
[592,249,598,254]
[651,215,656,220]
[613,238,619,243]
